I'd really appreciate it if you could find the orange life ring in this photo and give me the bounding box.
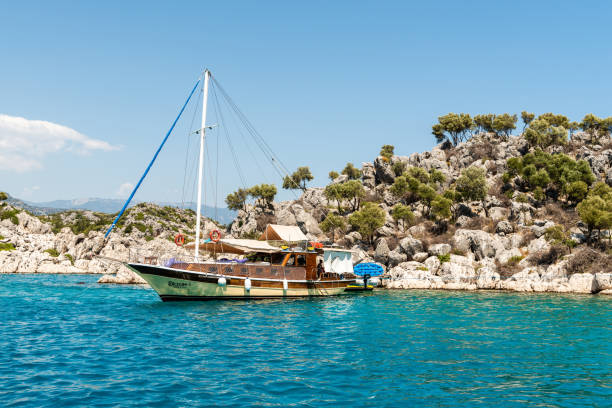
[210,229,221,243]
[309,241,323,249]
[174,234,185,247]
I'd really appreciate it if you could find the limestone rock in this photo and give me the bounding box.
[438,255,476,284]
[424,256,441,273]
[452,229,505,260]
[399,236,424,257]
[568,273,597,294]
[412,252,429,262]
[476,266,500,289]
[373,156,395,184]
[496,221,514,235]
[374,238,390,264]
[595,273,612,292]
[388,249,407,267]
[489,207,509,222]
[527,237,550,254]
[428,243,451,256]
[98,265,147,284]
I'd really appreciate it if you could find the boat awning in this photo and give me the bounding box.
[186,238,282,255]
[259,224,308,242]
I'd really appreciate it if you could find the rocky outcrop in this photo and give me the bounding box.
[0,203,203,284]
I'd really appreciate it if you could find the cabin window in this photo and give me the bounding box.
[285,255,295,266]
[208,266,218,272]
[296,255,306,266]
[224,266,232,274]
[271,253,285,265]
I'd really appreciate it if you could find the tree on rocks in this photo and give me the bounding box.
[442,189,462,220]
[248,184,277,207]
[474,114,496,134]
[521,111,535,131]
[565,181,588,205]
[328,171,339,181]
[474,113,517,139]
[577,182,612,244]
[390,175,419,203]
[319,212,346,242]
[492,113,518,139]
[407,167,430,184]
[225,188,248,211]
[341,180,366,211]
[348,202,386,244]
[324,183,344,212]
[341,162,362,180]
[580,113,612,144]
[391,161,406,176]
[282,166,313,190]
[524,118,568,149]
[431,195,452,231]
[380,145,394,161]
[455,166,488,215]
[391,203,415,232]
[416,183,437,215]
[432,113,474,146]
[428,169,446,186]
[503,151,595,204]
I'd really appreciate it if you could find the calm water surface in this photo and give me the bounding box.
[0,274,610,407]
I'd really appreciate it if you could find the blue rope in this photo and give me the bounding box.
[105,79,201,238]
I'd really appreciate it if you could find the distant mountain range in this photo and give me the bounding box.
[6,195,236,225]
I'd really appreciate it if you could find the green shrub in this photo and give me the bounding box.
[124,224,133,234]
[64,254,74,265]
[0,242,15,251]
[437,254,451,263]
[0,208,19,225]
[0,192,7,201]
[506,255,524,266]
[145,236,154,242]
[451,248,466,256]
[44,248,59,257]
[133,222,147,233]
[135,212,144,221]
[417,266,428,271]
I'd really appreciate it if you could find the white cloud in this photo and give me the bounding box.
[117,182,134,197]
[0,114,119,172]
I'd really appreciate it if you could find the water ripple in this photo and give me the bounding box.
[0,275,611,407]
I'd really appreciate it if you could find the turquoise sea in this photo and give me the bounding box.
[0,274,610,407]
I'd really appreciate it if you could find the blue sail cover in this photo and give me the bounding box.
[353,263,384,277]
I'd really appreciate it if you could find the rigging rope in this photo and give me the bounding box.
[210,76,300,198]
[105,78,201,238]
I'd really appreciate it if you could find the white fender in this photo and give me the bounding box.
[217,277,226,286]
[283,279,288,291]
[244,278,251,291]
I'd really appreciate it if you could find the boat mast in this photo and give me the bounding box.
[195,69,210,259]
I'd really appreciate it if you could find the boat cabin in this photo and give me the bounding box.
[177,239,355,281]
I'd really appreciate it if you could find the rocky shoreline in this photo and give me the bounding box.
[2,121,611,295]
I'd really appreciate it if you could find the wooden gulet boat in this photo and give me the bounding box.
[104,70,358,300]
[126,242,357,301]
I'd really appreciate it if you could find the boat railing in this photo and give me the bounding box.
[128,248,211,267]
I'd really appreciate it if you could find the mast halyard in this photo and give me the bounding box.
[195,69,210,259]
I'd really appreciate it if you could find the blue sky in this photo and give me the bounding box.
[1,0,612,207]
